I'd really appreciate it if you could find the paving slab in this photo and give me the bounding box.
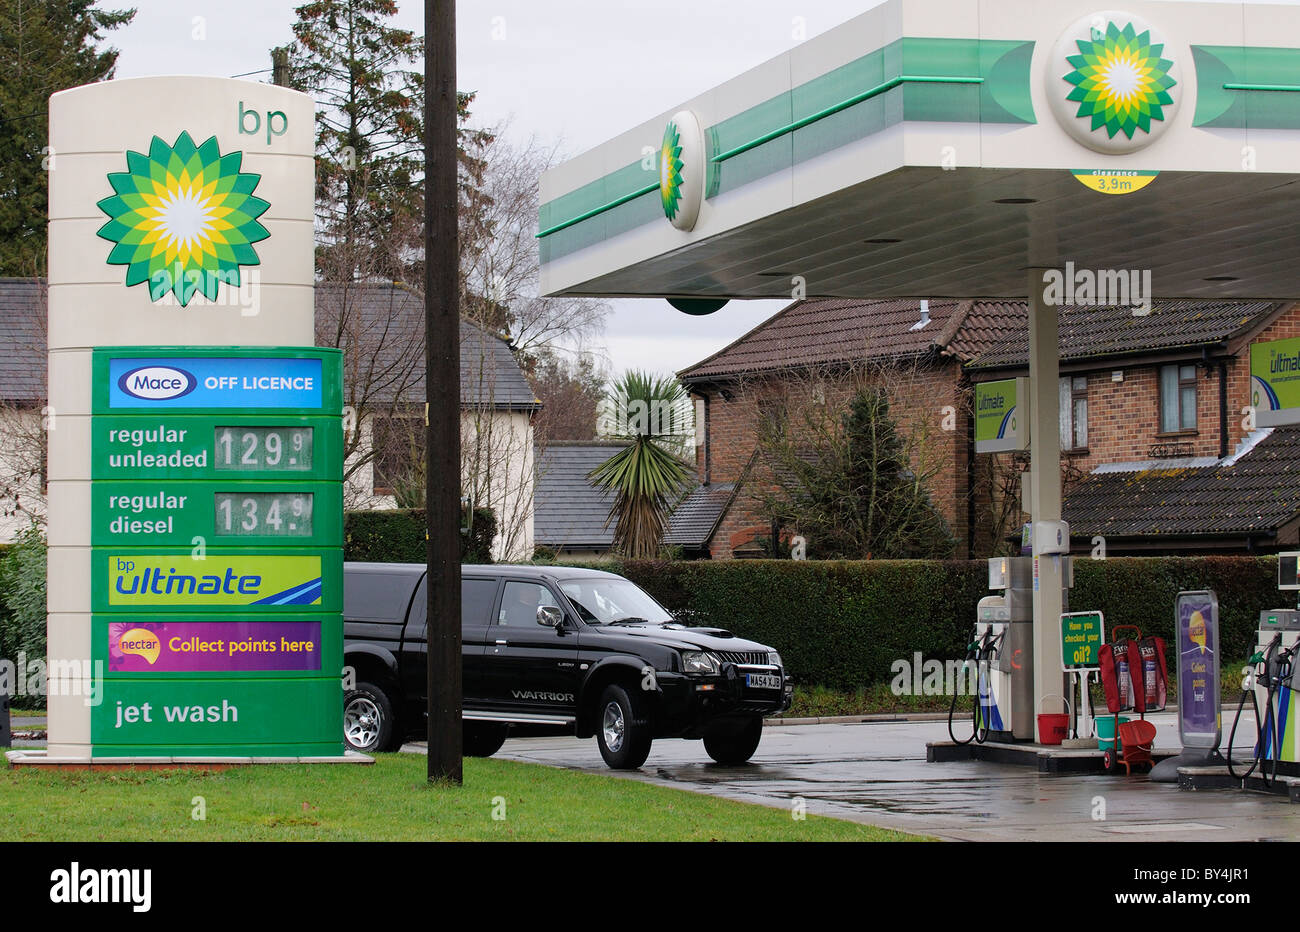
[488,713,1300,841]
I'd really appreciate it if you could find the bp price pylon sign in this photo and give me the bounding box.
[88,348,344,756]
[45,76,344,760]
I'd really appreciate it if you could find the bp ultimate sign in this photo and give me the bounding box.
[44,76,345,760]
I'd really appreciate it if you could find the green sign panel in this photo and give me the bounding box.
[1061,611,1104,670]
[974,377,1029,453]
[93,416,343,481]
[1251,337,1300,427]
[91,480,341,546]
[89,345,345,757]
[90,678,343,754]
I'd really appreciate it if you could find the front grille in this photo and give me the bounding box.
[717,650,770,666]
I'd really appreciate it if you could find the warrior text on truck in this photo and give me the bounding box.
[342,563,792,768]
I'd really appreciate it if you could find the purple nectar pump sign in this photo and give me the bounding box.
[1176,590,1221,748]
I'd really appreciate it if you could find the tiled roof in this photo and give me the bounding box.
[536,443,729,552]
[0,279,47,403]
[954,299,1286,370]
[1064,427,1300,540]
[678,297,964,382]
[664,483,735,548]
[534,442,624,549]
[315,282,540,410]
[677,294,1290,384]
[0,279,538,410]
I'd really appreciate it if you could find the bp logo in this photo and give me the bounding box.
[659,121,685,221]
[96,132,270,306]
[658,110,704,232]
[1047,11,1181,155]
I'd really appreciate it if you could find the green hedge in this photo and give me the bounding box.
[549,556,1282,690]
[0,526,46,708]
[345,507,497,564]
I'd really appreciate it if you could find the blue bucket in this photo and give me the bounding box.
[1098,716,1130,751]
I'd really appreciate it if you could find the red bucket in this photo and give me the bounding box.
[1037,696,1071,746]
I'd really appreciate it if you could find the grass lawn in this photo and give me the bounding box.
[0,752,920,842]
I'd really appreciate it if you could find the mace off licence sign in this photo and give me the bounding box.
[89,347,344,756]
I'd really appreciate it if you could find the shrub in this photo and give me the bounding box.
[553,555,1286,690]
[344,507,497,564]
[0,525,46,707]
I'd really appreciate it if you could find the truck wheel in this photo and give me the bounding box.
[703,716,763,764]
[343,682,400,753]
[463,722,508,758]
[595,684,652,769]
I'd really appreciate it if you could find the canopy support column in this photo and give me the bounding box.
[1028,267,1066,740]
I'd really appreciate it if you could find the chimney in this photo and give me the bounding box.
[909,299,931,331]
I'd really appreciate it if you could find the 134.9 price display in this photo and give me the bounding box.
[215,492,314,537]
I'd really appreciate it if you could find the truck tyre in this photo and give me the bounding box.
[703,715,763,764]
[463,722,508,758]
[595,683,652,769]
[343,682,400,753]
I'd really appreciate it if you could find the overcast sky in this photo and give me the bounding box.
[102,0,889,377]
[103,0,1290,377]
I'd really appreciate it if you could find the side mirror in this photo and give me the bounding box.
[537,605,564,628]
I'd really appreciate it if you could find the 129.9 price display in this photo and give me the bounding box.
[214,426,313,471]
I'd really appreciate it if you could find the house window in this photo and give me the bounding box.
[372,415,424,497]
[1059,375,1088,450]
[1159,364,1197,433]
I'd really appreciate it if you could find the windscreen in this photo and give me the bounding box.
[558,578,673,625]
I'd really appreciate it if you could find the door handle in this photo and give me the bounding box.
[495,639,508,646]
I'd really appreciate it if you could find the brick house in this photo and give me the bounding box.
[677,296,1300,559]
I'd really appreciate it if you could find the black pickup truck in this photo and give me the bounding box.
[342,562,792,768]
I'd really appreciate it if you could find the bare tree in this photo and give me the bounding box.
[0,278,48,537]
[529,348,607,447]
[312,214,427,502]
[458,126,609,364]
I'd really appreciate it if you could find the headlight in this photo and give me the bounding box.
[681,650,720,674]
[768,650,783,668]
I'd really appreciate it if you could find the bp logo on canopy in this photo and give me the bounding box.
[1047,11,1182,154]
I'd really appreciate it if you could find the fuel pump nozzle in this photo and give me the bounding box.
[1229,633,1291,784]
[948,626,1005,746]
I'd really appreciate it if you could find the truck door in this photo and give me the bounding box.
[480,580,580,721]
[400,574,496,705]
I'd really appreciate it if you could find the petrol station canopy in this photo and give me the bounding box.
[538,0,1300,302]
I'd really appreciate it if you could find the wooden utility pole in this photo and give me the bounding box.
[425,0,463,783]
[270,47,290,87]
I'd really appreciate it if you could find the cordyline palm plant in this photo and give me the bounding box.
[588,371,693,559]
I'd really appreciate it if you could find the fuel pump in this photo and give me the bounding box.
[948,625,1002,745]
[973,556,1035,741]
[1228,553,1300,782]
